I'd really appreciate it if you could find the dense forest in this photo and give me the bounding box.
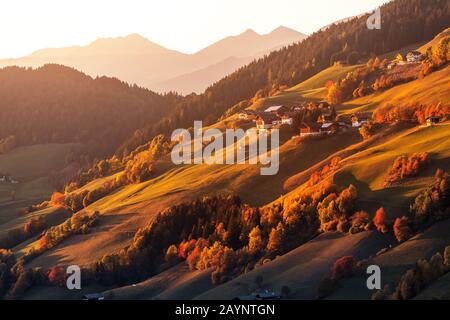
[0,64,182,157]
[116,0,450,155]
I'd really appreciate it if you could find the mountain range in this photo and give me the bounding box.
[0,26,306,94]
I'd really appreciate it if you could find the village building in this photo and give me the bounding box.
[300,122,322,137]
[256,113,281,130]
[320,122,335,134]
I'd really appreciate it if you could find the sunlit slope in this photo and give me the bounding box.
[194,231,392,300]
[250,64,362,111]
[337,66,450,116]
[333,123,450,215]
[18,130,361,268]
[328,219,450,300]
[102,263,213,300]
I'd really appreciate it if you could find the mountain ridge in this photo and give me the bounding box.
[0,27,307,94]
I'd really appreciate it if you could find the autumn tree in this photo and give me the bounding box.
[373,207,389,233]
[393,216,412,242]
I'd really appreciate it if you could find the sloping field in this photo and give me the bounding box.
[0,143,78,222]
[333,123,450,215]
[337,66,450,116]
[102,262,213,300]
[194,231,393,300]
[328,219,450,300]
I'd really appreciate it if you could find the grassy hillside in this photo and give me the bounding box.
[102,263,213,300]
[327,219,450,300]
[250,64,361,111]
[337,66,450,116]
[0,143,78,222]
[194,231,392,300]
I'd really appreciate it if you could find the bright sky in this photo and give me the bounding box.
[0,0,390,58]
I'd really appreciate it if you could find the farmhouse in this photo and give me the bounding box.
[300,122,321,137]
[256,114,281,130]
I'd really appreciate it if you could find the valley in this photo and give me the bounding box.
[0,0,449,302]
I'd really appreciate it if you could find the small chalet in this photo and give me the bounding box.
[426,116,440,126]
[256,114,281,130]
[406,51,422,63]
[300,122,321,137]
[320,122,335,134]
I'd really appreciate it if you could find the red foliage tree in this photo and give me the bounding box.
[330,256,357,279]
[373,207,388,233]
[47,266,66,286]
[393,216,413,242]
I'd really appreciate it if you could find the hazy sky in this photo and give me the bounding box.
[0,0,390,58]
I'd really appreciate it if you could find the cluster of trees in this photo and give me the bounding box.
[318,256,363,298]
[372,246,450,300]
[65,156,123,192]
[359,121,382,140]
[0,249,50,299]
[316,184,358,232]
[390,169,450,243]
[0,135,17,154]
[410,169,450,228]
[373,103,449,124]
[0,216,45,249]
[66,134,171,193]
[307,157,342,187]
[327,58,385,104]
[420,35,450,78]
[384,153,429,186]
[23,211,100,263]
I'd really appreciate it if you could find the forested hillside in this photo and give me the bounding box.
[0,65,182,157]
[117,0,450,155]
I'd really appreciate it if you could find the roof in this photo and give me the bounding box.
[300,122,321,130]
[321,122,334,128]
[264,105,284,112]
[257,113,280,123]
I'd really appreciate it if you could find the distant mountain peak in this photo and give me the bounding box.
[241,28,260,36]
[269,26,305,37]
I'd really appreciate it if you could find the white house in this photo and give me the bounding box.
[264,106,284,112]
[256,114,281,130]
[281,115,293,125]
